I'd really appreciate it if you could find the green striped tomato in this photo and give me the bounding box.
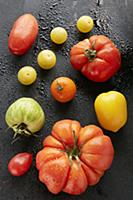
[5,98,45,137]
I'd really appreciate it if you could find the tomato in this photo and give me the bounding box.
[77,16,94,33]
[50,27,68,44]
[50,77,77,103]
[36,120,114,195]
[70,35,121,82]
[94,91,127,132]
[8,153,32,176]
[37,50,56,69]
[6,98,45,136]
[8,14,38,55]
[18,66,37,85]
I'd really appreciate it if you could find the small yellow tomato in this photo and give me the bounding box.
[37,50,56,70]
[18,66,37,85]
[50,27,68,44]
[77,16,94,33]
[94,91,127,132]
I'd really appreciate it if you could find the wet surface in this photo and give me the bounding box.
[0,0,133,199]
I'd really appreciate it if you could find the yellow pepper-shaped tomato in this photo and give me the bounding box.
[94,91,127,132]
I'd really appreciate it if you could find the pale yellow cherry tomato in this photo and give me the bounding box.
[18,66,37,85]
[94,91,127,132]
[77,16,94,33]
[37,50,56,70]
[50,27,68,44]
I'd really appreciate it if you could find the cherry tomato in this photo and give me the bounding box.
[50,27,68,44]
[18,66,37,85]
[8,14,38,55]
[77,16,94,33]
[50,77,77,103]
[8,153,32,176]
[37,50,56,69]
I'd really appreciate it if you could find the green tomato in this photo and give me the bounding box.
[5,98,45,137]
[37,50,56,70]
[50,27,68,44]
[18,66,37,85]
[77,16,94,33]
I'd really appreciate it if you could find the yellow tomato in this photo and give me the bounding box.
[77,16,94,33]
[18,66,37,85]
[94,91,127,132]
[37,50,56,70]
[50,27,68,44]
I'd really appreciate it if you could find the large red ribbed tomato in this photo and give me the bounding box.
[70,35,121,82]
[36,120,114,195]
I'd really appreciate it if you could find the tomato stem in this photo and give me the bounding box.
[56,81,63,91]
[84,40,96,61]
[12,123,32,138]
[84,49,96,61]
[66,130,80,160]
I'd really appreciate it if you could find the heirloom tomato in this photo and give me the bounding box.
[70,35,121,82]
[36,120,114,195]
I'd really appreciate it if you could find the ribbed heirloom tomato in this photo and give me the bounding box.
[70,35,121,82]
[36,120,114,195]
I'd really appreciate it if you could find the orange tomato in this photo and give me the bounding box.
[36,119,114,195]
[50,77,77,103]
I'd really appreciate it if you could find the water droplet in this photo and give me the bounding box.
[52,3,58,7]
[96,0,104,6]
[72,0,78,7]
[95,19,102,28]
[41,26,48,31]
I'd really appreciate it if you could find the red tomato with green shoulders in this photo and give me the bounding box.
[70,35,121,82]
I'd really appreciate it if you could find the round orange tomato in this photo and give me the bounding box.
[50,77,77,103]
[36,120,114,195]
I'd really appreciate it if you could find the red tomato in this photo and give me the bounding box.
[8,14,38,55]
[70,35,121,82]
[36,120,114,195]
[8,153,32,176]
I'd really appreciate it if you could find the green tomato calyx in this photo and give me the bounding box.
[13,123,32,138]
[84,40,96,61]
[66,130,80,161]
[84,49,96,61]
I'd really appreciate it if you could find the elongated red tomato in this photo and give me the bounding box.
[8,14,38,55]
[8,153,32,176]
[70,35,121,82]
[36,120,114,195]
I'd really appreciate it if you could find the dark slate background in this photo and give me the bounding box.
[0,0,133,199]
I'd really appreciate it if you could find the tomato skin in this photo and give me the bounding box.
[36,120,114,195]
[50,77,77,103]
[18,66,37,85]
[70,35,121,82]
[8,14,38,55]
[94,91,127,132]
[8,153,32,176]
[50,27,68,44]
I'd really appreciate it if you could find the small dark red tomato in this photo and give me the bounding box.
[8,153,32,176]
[8,14,38,55]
